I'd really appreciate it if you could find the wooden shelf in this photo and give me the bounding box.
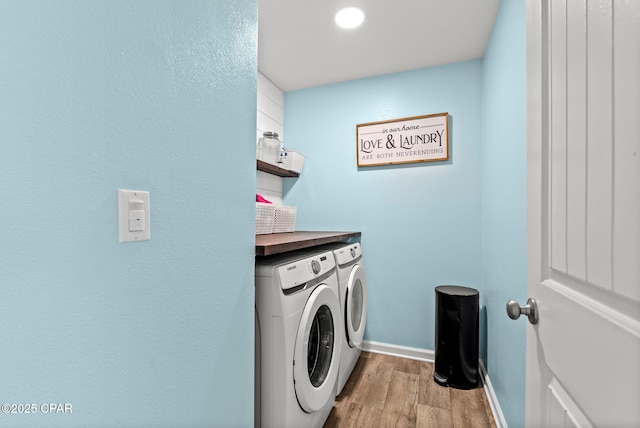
[256,159,299,177]
[256,231,361,256]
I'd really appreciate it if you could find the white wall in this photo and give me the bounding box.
[257,72,284,205]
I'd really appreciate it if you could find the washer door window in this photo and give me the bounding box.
[294,284,340,413]
[346,264,368,348]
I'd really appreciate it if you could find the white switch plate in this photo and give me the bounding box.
[118,189,150,243]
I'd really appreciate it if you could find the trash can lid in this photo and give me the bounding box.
[435,285,479,297]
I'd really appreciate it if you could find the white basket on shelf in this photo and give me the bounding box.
[281,151,305,173]
[273,206,297,233]
[255,203,276,234]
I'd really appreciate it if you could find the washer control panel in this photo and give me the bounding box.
[277,251,335,291]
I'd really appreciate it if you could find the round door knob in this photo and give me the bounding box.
[506,300,522,320]
[506,298,539,325]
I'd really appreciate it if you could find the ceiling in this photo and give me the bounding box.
[258,0,501,92]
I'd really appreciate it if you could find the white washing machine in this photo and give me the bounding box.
[255,249,342,428]
[325,242,368,396]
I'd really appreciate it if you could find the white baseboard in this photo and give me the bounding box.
[479,360,507,428]
[361,340,434,362]
[361,340,506,428]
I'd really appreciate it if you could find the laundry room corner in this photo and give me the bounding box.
[283,60,484,351]
[281,2,527,427]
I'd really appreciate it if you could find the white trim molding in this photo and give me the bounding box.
[361,340,434,362]
[361,340,506,428]
[479,360,507,428]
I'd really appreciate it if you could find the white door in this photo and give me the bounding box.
[526,0,640,426]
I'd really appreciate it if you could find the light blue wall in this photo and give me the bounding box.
[0,1,257,427]
[481,0,527,426]
[284,61,484,349]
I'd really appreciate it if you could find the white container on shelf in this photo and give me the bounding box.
[273,206,297,233]
[257,132,282,166]
[281,151,305,173]
[256,203,297,234]
[255,203,276,234]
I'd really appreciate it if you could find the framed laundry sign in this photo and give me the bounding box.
[356,112,449,167]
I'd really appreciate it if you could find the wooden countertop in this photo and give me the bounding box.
[255,231,361,256]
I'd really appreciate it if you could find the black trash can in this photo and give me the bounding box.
[434,285,479,389]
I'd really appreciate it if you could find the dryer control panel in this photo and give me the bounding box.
[277,251,336,291]
[334,243,362,266]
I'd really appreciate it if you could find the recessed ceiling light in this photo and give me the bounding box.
[335,7,365,29]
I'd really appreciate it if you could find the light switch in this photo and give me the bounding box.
[118,189,150,243]
[128,201,145,232]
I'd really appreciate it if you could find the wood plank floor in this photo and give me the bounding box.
[324,351,497,428]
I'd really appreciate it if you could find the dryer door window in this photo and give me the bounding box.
[350,279,363,331]
[346,264,368,348]
[293,284,340,413]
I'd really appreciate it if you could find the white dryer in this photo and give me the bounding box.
[325,242,368,396]
[255,249,342,428]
